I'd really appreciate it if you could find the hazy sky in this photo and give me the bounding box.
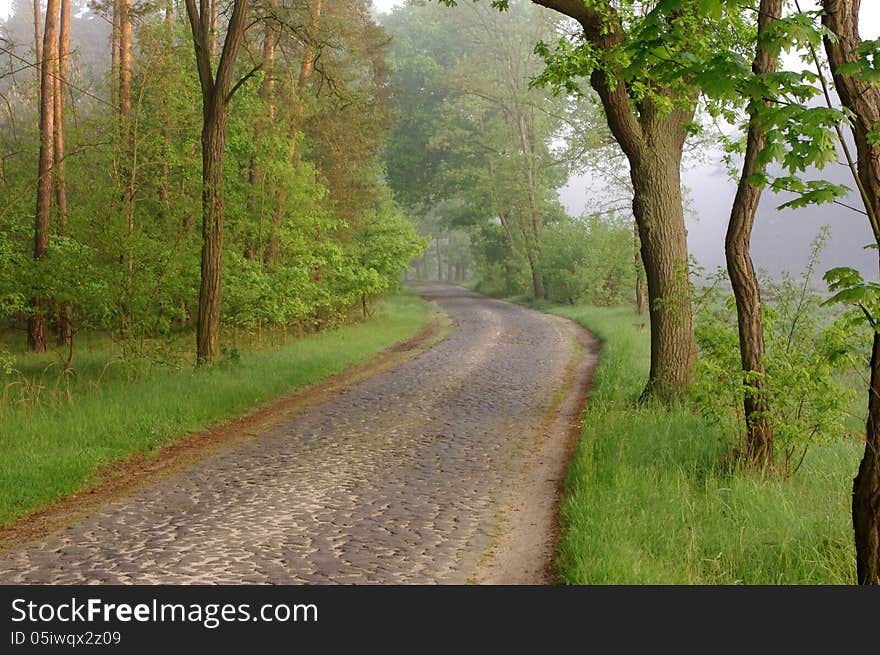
[4,0,880,278]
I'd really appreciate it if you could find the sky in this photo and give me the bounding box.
[4,0,880,278]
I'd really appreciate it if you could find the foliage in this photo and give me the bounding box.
[542,214,635,306]
[0,0,424,367]
[545,301,858,584]
[0,292,428,526]
[692,232,866,460]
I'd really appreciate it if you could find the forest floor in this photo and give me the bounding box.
[0,284,596,584]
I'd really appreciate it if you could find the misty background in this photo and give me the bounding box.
[3,0,880,282]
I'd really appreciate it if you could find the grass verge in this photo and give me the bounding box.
[539,303,860,584]
[0,291,428,527]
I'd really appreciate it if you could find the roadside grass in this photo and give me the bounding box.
[0,291,428,527]
[542,303,860,584]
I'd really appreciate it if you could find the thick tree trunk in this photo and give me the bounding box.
[532,0,697,399]
[822,0,880,585]
[725,0,780,467]
[630,135,697,400]
[30,0,61,353]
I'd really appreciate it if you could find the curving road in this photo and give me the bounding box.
[0,285,591,584]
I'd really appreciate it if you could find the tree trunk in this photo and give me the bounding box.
[532,0,697,399]
[111,0,120,107]
[526,248,544,300]
[197,108,226,363]
[629,132,697,400]
[822,0,880,585]
[159,1,174,217]
[634,220,647,315]
[32,0,42,91]
[247,18,276,258]
[725,0,780,468]
[184,0,251,364]
[30,0,61,353]
[118,0,133,271]
[55,0,72,346]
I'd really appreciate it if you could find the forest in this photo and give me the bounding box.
[1,0,879,586]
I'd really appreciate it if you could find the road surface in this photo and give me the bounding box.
[0,285,595,584]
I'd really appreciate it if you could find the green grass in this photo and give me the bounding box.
[543,303,861,584]
[0,291,429,527]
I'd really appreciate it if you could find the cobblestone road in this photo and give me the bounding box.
[0,285,576,584]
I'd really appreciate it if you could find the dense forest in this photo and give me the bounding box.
[2,0,880,584]
[0,0,423,366]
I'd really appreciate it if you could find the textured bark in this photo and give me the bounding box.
[30,0,61,353]
[725,0,781,467]
[822,0,880,585]
[629,120,697,400]
[184,0,251,364]
[532,0,697,399]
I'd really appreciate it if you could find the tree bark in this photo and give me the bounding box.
[184,0,251,364]
[629,121,697,400]
[634,220,647,315]
[725,0,781,468]
[822,0,880,585]
[532,0,697,399]
[30,0,61,353]
[55,0,72,346]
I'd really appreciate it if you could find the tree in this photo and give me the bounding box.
[183,0,252,364]
[821,0,880,585]
[55,0,72,345]
[30,0,62,352]
[724,0,782,468]
[524,0,700,400]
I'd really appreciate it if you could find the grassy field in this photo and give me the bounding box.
[539,303,861,584]
[0,291,428,527]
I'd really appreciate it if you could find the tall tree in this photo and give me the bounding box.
[54,0,72,345]
[184,0,252,364]
[526,0,698,399]
[821,0,880,585]
[724,0,782,467]
[29,0,61,352]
